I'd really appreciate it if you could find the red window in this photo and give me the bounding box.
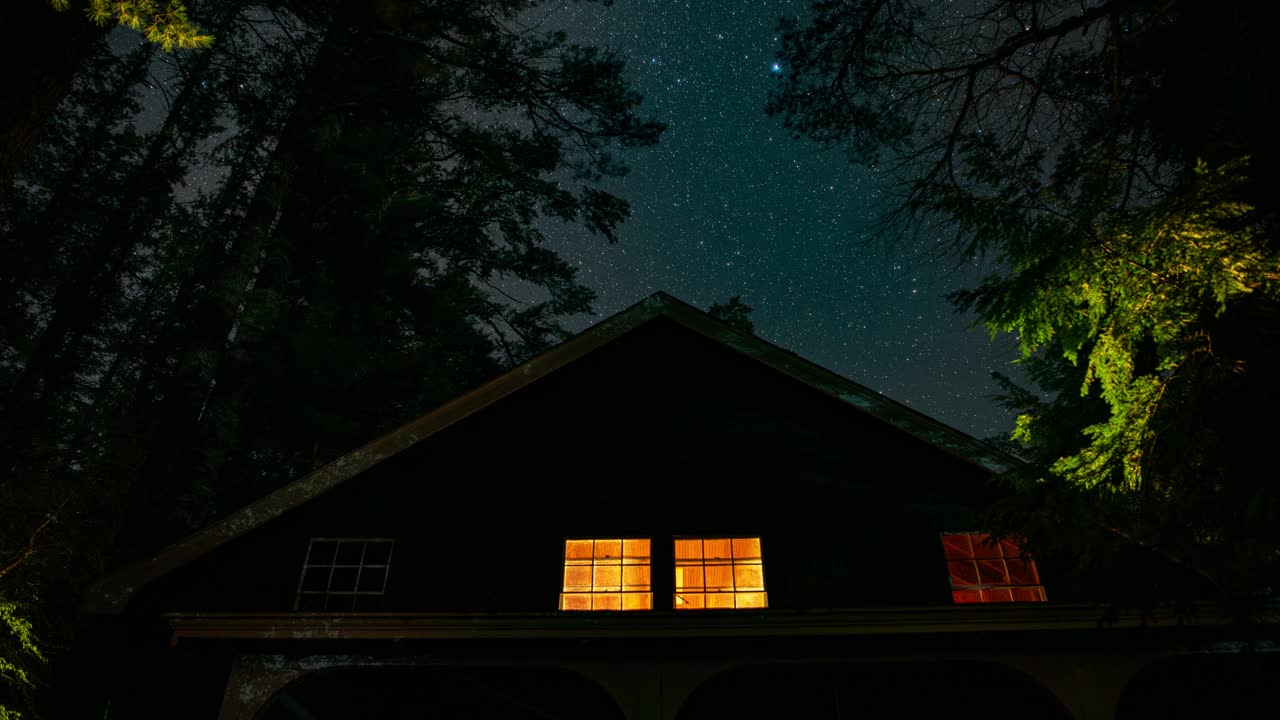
[941,532,1047,603]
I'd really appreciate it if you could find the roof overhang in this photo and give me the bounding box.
[164,604,1251,645]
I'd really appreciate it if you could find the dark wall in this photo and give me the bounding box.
[259,667,625,720]
[678,662,1071,720]
[141,318,1004,613]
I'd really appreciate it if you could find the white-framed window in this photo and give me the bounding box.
[295,537,394,610]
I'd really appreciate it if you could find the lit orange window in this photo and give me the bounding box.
[941,532,1047,603]
[559,538,652,610]
[674,537,767,609]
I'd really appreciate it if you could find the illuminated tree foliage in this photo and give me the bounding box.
[0,599,45,720]
[0,1,211,198]
[49,0,212,50]
[772,0,1280,596]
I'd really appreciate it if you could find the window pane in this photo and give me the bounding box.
[335,542,364,566]
[565,539,594,559]
[1005,559,1038,585]
[594,539,622,559]
[734,565,764,591]
[985,588,1015,602]
[969,534,1000,559]
[357,566,388,592]
[593,593,621,610]
[999,537,1024,559]
[704,565,734,591]
[977,559,1010,585]
[563,565,593,591]
[675,593,704,609]
[362,542,392,566]
[703,538,733,560]
[593,565,622,589]
[623,565,651,589]
[674,539,703,560]
[622,593,652,610]
[307,541,337,566]
[952,589,984,604]
[329,566,359,592]
[706,593,735,609]
[948,560,981,586]
[560,594,591,611]
[1013,587,1045,602]
[736,592,767,608]
[940,533,972,560]
[624,538,650,558]
[731,537,761,559]
[677,566,704,591]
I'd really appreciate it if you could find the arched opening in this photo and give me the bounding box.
[1117,651,1280,719]
[677,661,1071,720]
[257,665,625,720]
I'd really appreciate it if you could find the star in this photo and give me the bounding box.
[539,0,1023,439]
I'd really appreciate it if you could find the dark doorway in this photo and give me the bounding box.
[1118,652,1280,719]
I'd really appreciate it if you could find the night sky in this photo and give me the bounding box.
[541,1,1022,439]
[145,2,1022,439]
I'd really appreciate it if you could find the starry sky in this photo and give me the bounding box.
[539,1,1023,439]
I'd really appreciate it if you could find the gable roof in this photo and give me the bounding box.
[88,291,1020,614]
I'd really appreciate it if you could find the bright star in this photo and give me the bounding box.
[771,62,782,73]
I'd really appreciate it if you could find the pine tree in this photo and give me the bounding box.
[0,1,211,198]
[5,2,662,715]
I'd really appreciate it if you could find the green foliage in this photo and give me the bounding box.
[49,0,212,50]
[0,600,45,720]
[958,160,1276,491]
[2,0,663,713]
[773,0,1280,595]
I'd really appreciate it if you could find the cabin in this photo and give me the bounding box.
[87,292,1276,719]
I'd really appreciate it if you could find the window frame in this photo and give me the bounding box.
[559,537,654,611]
[940,531,1047,604]
[294,537,395,611]
[672,535,768,610]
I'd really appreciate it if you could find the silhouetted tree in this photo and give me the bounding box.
[771,0,1280,597]
[709,296,755,334]
[0,2,662,716]
[0,1,210,197]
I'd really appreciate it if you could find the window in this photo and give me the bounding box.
[295,538,394,610]
[559,538,652,610]
[941,532,1046,603]
[674,537,767,609]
